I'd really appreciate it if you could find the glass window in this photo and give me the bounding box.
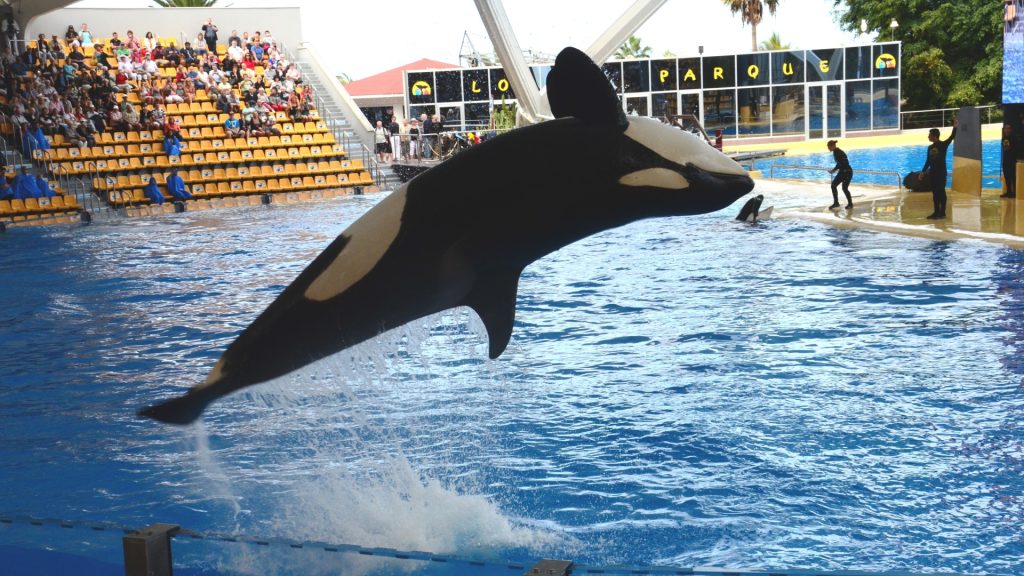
[652,93,678,117]
[845,81,871,131]
[872,79,899,129]
[771,51,804,84]
[737,87,771,136]
[406,72,435,104]
[678,57,701,90]
[489,68,515,100]
[623,60,650,93]
[807,48,844,81]
[737,52,770,86]
[703,88,736,136]
[679,93,701,118]
[872,44,899,78]
[703,55,735,89]
[602,62,623,92]
[440,106,462,130]
[462,69,489,102]
[435,71,462,103]
[531,65,551,89]
[651,59,677,92]
[845,46,873,80]
[771,85,804,136]
[464,102,490,128]
[409,105,436,120]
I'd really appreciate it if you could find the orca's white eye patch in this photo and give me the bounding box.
[624,117,748,177]
[619,168,690,189]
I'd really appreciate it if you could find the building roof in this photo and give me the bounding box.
[345,58,460,97]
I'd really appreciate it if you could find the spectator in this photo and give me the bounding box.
[143,31,157,52]
[388,115,400,163]
[224,112,242,137]
[163,42,180,67]
[163,130,182,157]
[166,168,193,201]
[124,30,141,51]
[13,167,40,199]
[123,102,142,131]
[79,23,94,47]
[64,25,79,45]
[93,43,111,69]
[201,18,218,54]
[143,175,164,204]
[182,42,199,67]
[0,176,12,201]
[34,175,57,198]
[109,31,122,48]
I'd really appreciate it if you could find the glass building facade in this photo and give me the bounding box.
[403,42,901,140]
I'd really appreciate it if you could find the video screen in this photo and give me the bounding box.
[1005,0,1024,103]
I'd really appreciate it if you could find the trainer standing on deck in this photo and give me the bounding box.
[1001,122,1020,198]
[919,118,958,220]
[826,140,853,210]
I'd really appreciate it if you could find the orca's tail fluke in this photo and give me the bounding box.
[139,387,216,425]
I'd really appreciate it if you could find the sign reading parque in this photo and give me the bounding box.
[404,43,901,140]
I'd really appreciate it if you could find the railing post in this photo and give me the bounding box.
[123,523,179,576]
[523,559,573,576]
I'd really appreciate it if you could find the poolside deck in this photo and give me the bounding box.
[734,125,1024,249]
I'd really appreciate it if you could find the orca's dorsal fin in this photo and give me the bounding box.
[546,47,627,129]
[464,268,522,359]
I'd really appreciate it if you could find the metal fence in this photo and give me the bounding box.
[0,514,972,576]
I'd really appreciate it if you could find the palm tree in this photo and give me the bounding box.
[759,32,789,51]
[722,0,780,52]
[152,0,218,6]
[614,36,651,59]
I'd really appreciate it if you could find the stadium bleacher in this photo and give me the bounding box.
[2,29,376,227]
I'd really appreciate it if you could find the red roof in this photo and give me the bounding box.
[345,58,461,97]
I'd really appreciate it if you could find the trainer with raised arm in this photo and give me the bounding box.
[919,118,959,220]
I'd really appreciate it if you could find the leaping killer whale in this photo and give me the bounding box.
[141,47,755,424]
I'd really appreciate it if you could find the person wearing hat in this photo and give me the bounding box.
[826,140,853,210]
[918,118,959,219]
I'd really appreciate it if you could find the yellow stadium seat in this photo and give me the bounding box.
[217,181,231,195]
[240,149,253,160]
[64,195,80,209]
[242,180,256,193]
[236,166,250,178]
[113,131,127,142]
[126,144,141,156]
[279,135,292,146]
[252,149,266,161]
[213,168,226,181]
[141,156,157,168]
[200,168,214,179]
[192,182,207,196]
[9,199,26,214]
[266,178,280,192]
[225,167,239,180]
[127,131,141,143]
[23,198,42,212]
[215,150,230,163]
[50,196,67,210]
[254,180,267,190]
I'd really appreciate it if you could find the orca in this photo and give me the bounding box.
[141,47,755,424]
[735,194,773,223]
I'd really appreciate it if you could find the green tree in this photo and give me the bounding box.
[614,36,651,59]
[759,32,789,51]
[834,0,1002,110]
[152,0,218,6]
[722,0,780,52]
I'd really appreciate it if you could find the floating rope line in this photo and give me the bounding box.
[0,514,971,576]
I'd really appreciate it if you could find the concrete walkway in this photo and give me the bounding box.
[751,178,1024,249]
[730,126,1023,249]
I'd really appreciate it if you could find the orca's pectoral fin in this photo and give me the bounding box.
[465,269,522,359]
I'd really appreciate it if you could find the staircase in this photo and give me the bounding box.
[292,57,398,189]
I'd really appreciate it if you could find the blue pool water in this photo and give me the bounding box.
[1,194,1023,575]
[756,139,1006,188]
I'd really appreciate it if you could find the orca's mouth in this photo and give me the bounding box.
[680,162,756,205]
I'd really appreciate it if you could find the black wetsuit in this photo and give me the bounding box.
[830,147,853,208]
[1002,130,1021,198]
[921,127,956,218]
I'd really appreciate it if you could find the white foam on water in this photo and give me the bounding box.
[188,309,569,575]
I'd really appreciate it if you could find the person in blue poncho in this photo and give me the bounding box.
[34,175,56,198]
[13,167,40,199]
[0,176,12,201]
[164,132,182,157]
[22,124,49,157]
[143,176,164,205]
[166,168,192,201]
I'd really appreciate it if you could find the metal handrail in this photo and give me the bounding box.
[769,162,903,193]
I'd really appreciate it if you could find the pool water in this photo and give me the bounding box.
[1,193,1023,575]
[756,139,1007,188]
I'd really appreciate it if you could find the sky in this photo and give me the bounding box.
[68,0,866,80]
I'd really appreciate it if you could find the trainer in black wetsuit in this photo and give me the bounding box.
[1001,122,1021,198]
[826,139,853,210]
[920,119,958,219]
